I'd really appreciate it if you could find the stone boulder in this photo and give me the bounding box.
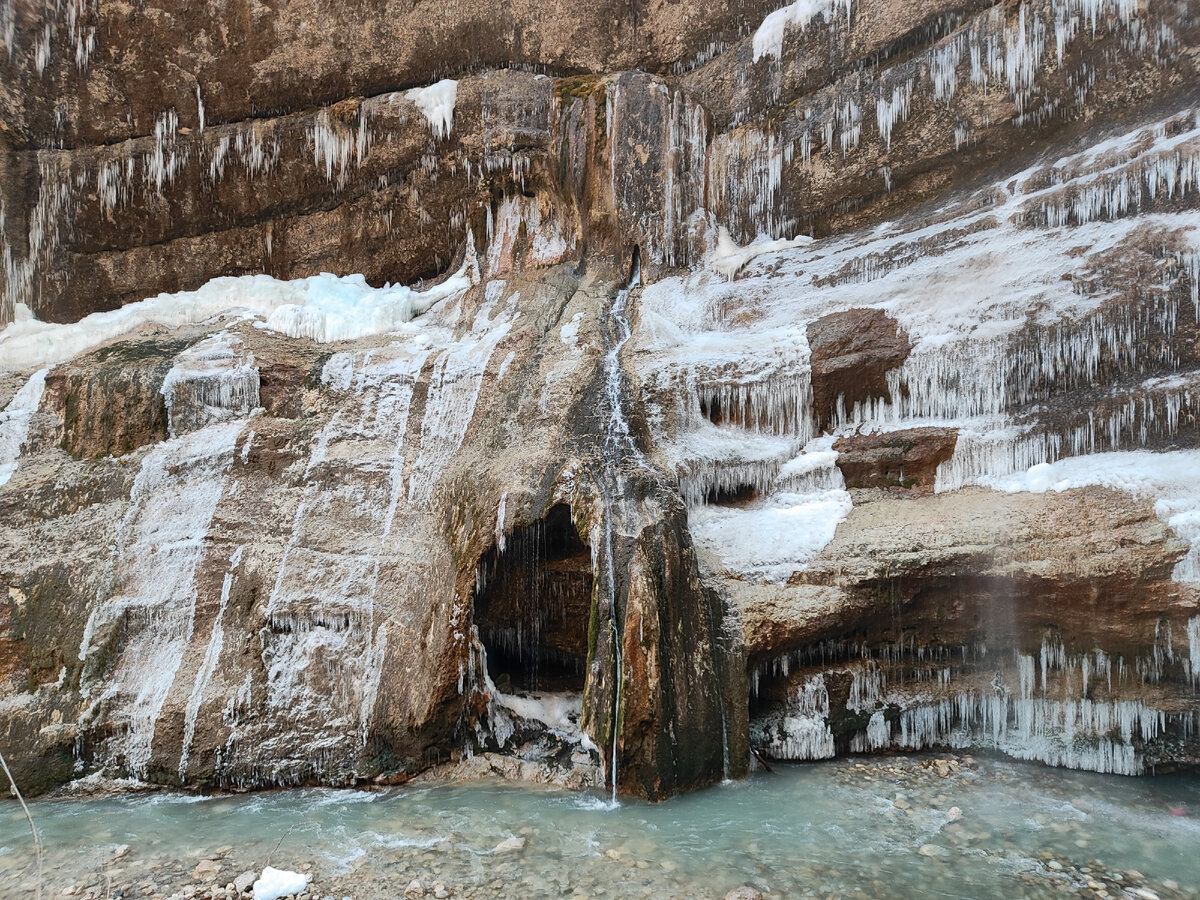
[808,308,911,431]
[833,427,958,491]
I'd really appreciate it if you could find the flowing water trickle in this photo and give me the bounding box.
[598,251,644,803]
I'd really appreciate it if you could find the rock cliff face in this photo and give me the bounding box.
[1,0,1198,797]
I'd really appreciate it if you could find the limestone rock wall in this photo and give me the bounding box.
[4,1,1196,326]
[1,0,1199,797]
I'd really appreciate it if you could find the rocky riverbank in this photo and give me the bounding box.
[5,754,1196,900]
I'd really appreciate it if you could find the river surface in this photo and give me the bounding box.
[2,754,1198,899]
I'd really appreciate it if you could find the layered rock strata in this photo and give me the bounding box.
[0,0,1198,797]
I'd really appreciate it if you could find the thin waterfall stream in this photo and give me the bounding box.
[598,250,643,803]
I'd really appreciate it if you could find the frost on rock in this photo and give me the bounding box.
[486,195,573,274]
[407,289,515,508]
[260,347,430,769]
[179,545,243,779]
[406,79,458,140]
[247,283,514,779]
[77,421,243,779]
[0,368,47,488]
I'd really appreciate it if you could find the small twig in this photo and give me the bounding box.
[264,819,313,868]
[750,746,776,774]
[0,748,42,900]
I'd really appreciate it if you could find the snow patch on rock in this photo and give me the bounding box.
[981,450,1200,583]
[690,487,853,582]
[253,866,308,900]
[406,79,458,140]
[0,266,474,372]
[753,0,852,62]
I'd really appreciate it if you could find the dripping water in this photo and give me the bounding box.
[599,247,642,803]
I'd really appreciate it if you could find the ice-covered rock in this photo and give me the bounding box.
[1,0,1198,801]
[252,866,307,900]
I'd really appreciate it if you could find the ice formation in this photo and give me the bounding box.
[160,333,260,438]
[489,688,596,753]
[406,79,458,140]
[78,421,244,778]
[752,0,853,62]
[758,633,1199,776]
[487,195,572,272]
[710,227,813,280]
[261,347,431,765]
[407,291,515,507]
[178,546,242,778]
[2,1,1196,795]
[309,108,372,186]
[752,674,836,759]
[252,867,308,900]
[1189,616,1200,688]
[0,368,47,488]
[637,110,1200,559]
[0,268,473,371]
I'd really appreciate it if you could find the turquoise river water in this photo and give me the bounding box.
[2,754,1198,899]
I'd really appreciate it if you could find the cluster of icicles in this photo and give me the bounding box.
[751,628,1200,776]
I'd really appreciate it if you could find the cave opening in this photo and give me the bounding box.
[474,504,594,693]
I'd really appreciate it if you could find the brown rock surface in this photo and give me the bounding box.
[733,486,1194,665]
[41,335,190,458]
[834,427,958,490]
[808,309,911,431]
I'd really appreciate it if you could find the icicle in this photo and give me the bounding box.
[161,333,260,438]
[875,80,912,151]
[752,674,836,759]
[1188,617,1200,688]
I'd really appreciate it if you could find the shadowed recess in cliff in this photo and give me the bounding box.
[473,504,592,694]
